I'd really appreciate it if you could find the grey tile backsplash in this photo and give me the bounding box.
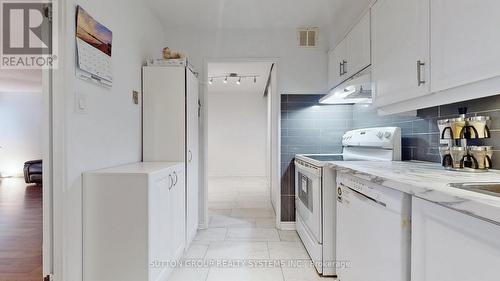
[280,95,352,221]
[280,94,500,222]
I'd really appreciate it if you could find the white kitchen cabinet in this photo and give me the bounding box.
[186,68,199,244]
[431,0,500,93]
[83,162,185,281]
[327,49,336,90]
[143,64,199,246]
[372,0,430,107]
[412,197,500,281]
[328,39,347,89]
[345,11,371,78]
[328,11,371,90]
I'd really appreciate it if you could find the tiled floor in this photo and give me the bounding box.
[168,176,332,281]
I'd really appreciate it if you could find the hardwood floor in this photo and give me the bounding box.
[0,178,42,281]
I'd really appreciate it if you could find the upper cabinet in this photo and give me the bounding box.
[372,0,430,107]
[370,0,500,114]
[346,12,371,79]
[430,0,500,93]
[328,11,371,90]
[328,39,348,89]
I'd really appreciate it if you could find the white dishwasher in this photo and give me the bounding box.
[336,172,411,281]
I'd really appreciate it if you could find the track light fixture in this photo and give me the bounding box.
[208,74,260,85]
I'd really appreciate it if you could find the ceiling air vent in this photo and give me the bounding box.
[298,27,319,48]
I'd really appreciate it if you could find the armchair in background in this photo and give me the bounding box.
[24,160,42,184]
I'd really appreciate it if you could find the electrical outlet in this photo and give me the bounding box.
[132,91,139,105]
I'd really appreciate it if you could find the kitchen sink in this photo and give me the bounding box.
[448,182,500,198]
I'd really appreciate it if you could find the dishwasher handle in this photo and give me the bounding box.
[340,183,387,207]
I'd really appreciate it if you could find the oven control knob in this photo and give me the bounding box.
[377,131,383,139]
[384,132,392,139]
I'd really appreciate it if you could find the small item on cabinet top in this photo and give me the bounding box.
[146,47,187,67]
[162,47,185,60]
[147,58,186,67]
[162,47,171,59]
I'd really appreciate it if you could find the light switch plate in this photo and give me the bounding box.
[75,92,88,114]
[132,91,139,105]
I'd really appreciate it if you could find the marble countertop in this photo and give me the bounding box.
[328,160,500,224]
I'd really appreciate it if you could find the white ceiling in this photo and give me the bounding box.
[208,62,273,93]
[0,69,42,93]
[146,0,372,43]
[328,0,374,47]
[147,0,335,30]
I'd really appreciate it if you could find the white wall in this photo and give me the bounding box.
[208,90,268,177]
[327,0,373,50]
[60,1,166,280]
[0,92,43,177]
[163,27,329,95]
[165,28,328,225]
[267,73,277,209]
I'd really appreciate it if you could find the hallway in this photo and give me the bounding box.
[168,177,325,281]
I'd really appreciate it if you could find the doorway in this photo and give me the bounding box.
[0,69,44,280]
[201,59,281,231]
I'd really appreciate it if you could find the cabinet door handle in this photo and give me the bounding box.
[339,62,343,76]
[168,174,173,190]
[417,60,426,86]
[188,150,193,162]
[173,171,178,186]
[342,60,347,75]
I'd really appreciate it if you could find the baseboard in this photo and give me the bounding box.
[278,221,296,231]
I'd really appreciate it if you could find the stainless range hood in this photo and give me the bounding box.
[320,67,372,105]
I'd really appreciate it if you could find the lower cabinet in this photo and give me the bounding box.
[412,197,500,281]
[83,162,186,281]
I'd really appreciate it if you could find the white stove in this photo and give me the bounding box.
[294,127,401,277]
